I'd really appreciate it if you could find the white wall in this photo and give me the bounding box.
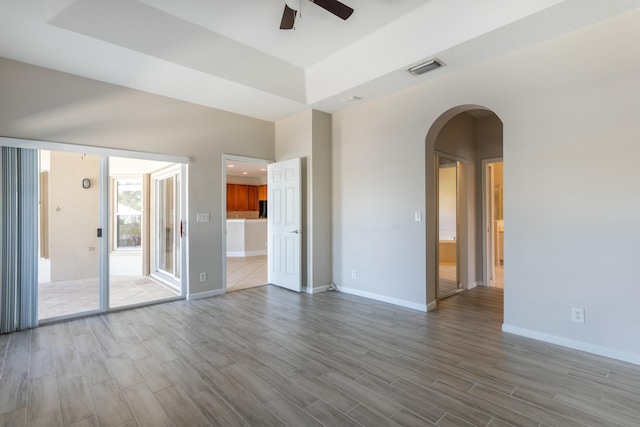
[332,9,640,362]
[0,57,275,297]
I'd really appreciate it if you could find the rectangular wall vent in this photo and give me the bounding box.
[407,58,444,76]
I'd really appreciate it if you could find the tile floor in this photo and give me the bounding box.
[38,255,267,320]
[39,277,178,321]
[492,264,504,288]
[226,255,268,292]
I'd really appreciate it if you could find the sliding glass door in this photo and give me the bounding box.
[1,137,188,323]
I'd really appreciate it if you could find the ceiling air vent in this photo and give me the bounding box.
[407,58,444,76]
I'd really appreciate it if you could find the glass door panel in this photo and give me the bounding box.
[38,150,101,320]
[151,166,182,291]
[108,157,179,309]
[436,155,461,299]
[158,176,176,276]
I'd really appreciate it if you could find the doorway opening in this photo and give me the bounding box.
[425,106,503,306]
[223,155,270,292]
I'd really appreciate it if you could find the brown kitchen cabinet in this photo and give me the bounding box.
[258,184,268,201]
[235,185,248,211]
[227,184,260,211]
[226,183,238,211]
[247,185,258,211]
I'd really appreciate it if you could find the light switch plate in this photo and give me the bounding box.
[415,211,422,222]
[196,213,210,223]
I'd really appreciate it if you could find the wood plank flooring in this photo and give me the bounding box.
[1,286,640,426]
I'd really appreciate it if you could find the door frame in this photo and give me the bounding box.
[221,154,273,293]
[481,157,503,287]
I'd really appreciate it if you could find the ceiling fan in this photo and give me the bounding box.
[280,0,354,30]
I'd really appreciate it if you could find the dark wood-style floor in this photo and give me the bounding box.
[1,286,639,426]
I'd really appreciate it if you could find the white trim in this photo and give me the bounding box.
[0,137,189,164]
[226,250,267,257]
[339,286,428,312]
[187,289,225,300]
[99,156,110,312]
[466,281,480,290]
[180,163,188,297]
[307,284,329,294]
[502,324,640,366]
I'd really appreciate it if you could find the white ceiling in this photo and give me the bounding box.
[226,160,268,179]
[1,0,639,122]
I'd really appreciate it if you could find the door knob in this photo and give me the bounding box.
[290,229,299,234]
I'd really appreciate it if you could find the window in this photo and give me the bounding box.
[114,178,142,250]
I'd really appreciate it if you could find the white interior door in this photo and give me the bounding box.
[267,157,301,292]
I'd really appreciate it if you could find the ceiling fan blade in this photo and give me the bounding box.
[311,0,354,20]
[280,5,297,30]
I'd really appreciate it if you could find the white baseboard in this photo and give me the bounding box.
[187,289,225,300]
[226,250,267,257]
[426,301,438,312]
[339,286,428,312]
[306,285,329,294]
[502,324,640,366]
[466,282,480,290]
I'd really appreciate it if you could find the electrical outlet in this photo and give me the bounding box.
[199,272,206,282]
[351,270,357,279]
[571,307,585,323]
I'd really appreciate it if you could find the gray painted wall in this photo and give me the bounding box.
[332,9,640,361]
[0,57,275,296]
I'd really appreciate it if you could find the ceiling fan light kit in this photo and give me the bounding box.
[284,0,301,10]
[280,0,354,30]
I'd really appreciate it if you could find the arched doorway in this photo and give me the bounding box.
[425,105,503,304]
